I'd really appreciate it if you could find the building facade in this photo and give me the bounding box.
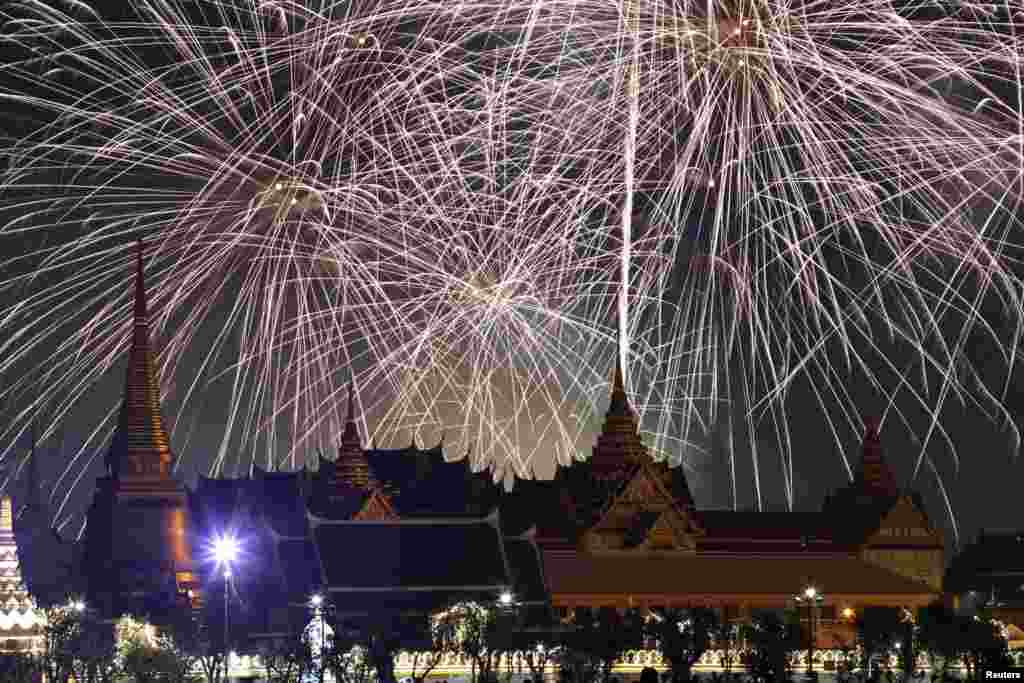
[63,244,951,672]
[496,365,945,653]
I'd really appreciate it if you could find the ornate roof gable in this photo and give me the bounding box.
[352,489,399,521]
[864,494,942,549]
[581,462,702,552]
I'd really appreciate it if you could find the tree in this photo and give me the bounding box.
[116,615,198,683]
[855,607,903,678]
[403,610,458,683]
[741,611,801,683]
[917,603,959,678]
[261,632,314,683]
[711,619,740,674]
[561,607,644,683]
[69,614,119,683]
[0,653,40,683]
[645,607,718,683]
[964,612,1011,679]
[441,602,503,683]
[38,604,81,683]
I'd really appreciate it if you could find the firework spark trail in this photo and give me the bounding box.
[0,0,1021,536]
[501,0,1024,524]
[0,0,639,511]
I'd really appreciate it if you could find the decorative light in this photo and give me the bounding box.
[842,607,855,619]
[804,586,817,599]
[499,591,513,605]
[72,600,85,613]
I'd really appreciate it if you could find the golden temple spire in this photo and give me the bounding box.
[335,381,378,491]
[588,355,646,477]
[854,415,898,497]
[106,241,173,480]
[607,353,634,420]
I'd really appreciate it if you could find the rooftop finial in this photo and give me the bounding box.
[341,381,359,445]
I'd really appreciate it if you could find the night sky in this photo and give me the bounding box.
[2,0,1024,560]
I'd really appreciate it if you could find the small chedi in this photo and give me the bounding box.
[0,495,42,653]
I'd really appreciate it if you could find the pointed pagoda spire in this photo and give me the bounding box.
[334,381,377,491]
[607,353,634,419]
[588,354,648,478]
[106,241,173,481]
[341,382,359,446]
[853,416,898,497]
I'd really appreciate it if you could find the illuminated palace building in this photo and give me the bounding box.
[28,245,996,676]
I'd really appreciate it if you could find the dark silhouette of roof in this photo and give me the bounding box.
[308,512,508,590]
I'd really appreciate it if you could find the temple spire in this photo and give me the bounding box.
[854,416,898,498]
[341,382,359,446]
[608,354,634,419]
[588,355,646,478]
[106,241,173,480]
[335,381,377,491]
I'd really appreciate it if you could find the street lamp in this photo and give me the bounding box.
[311,593,327,682]
[213,535,240,680]
[795,585,824,679]
[499,590,513,606]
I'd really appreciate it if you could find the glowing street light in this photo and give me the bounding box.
[211,534,239,680]
[499,591,513,606]
[213,535,240,567]
[795,584,824,679]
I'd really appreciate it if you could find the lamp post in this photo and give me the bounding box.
[795,585,824,679]
[213,535,240,680]
[311,593,326,683]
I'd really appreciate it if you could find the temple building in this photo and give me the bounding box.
[75,244,546,656]
[0,495,42,653]
[495,364,946,653]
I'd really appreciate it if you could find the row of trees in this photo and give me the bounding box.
[0,600,1012,683]
[395,601,1015,683]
